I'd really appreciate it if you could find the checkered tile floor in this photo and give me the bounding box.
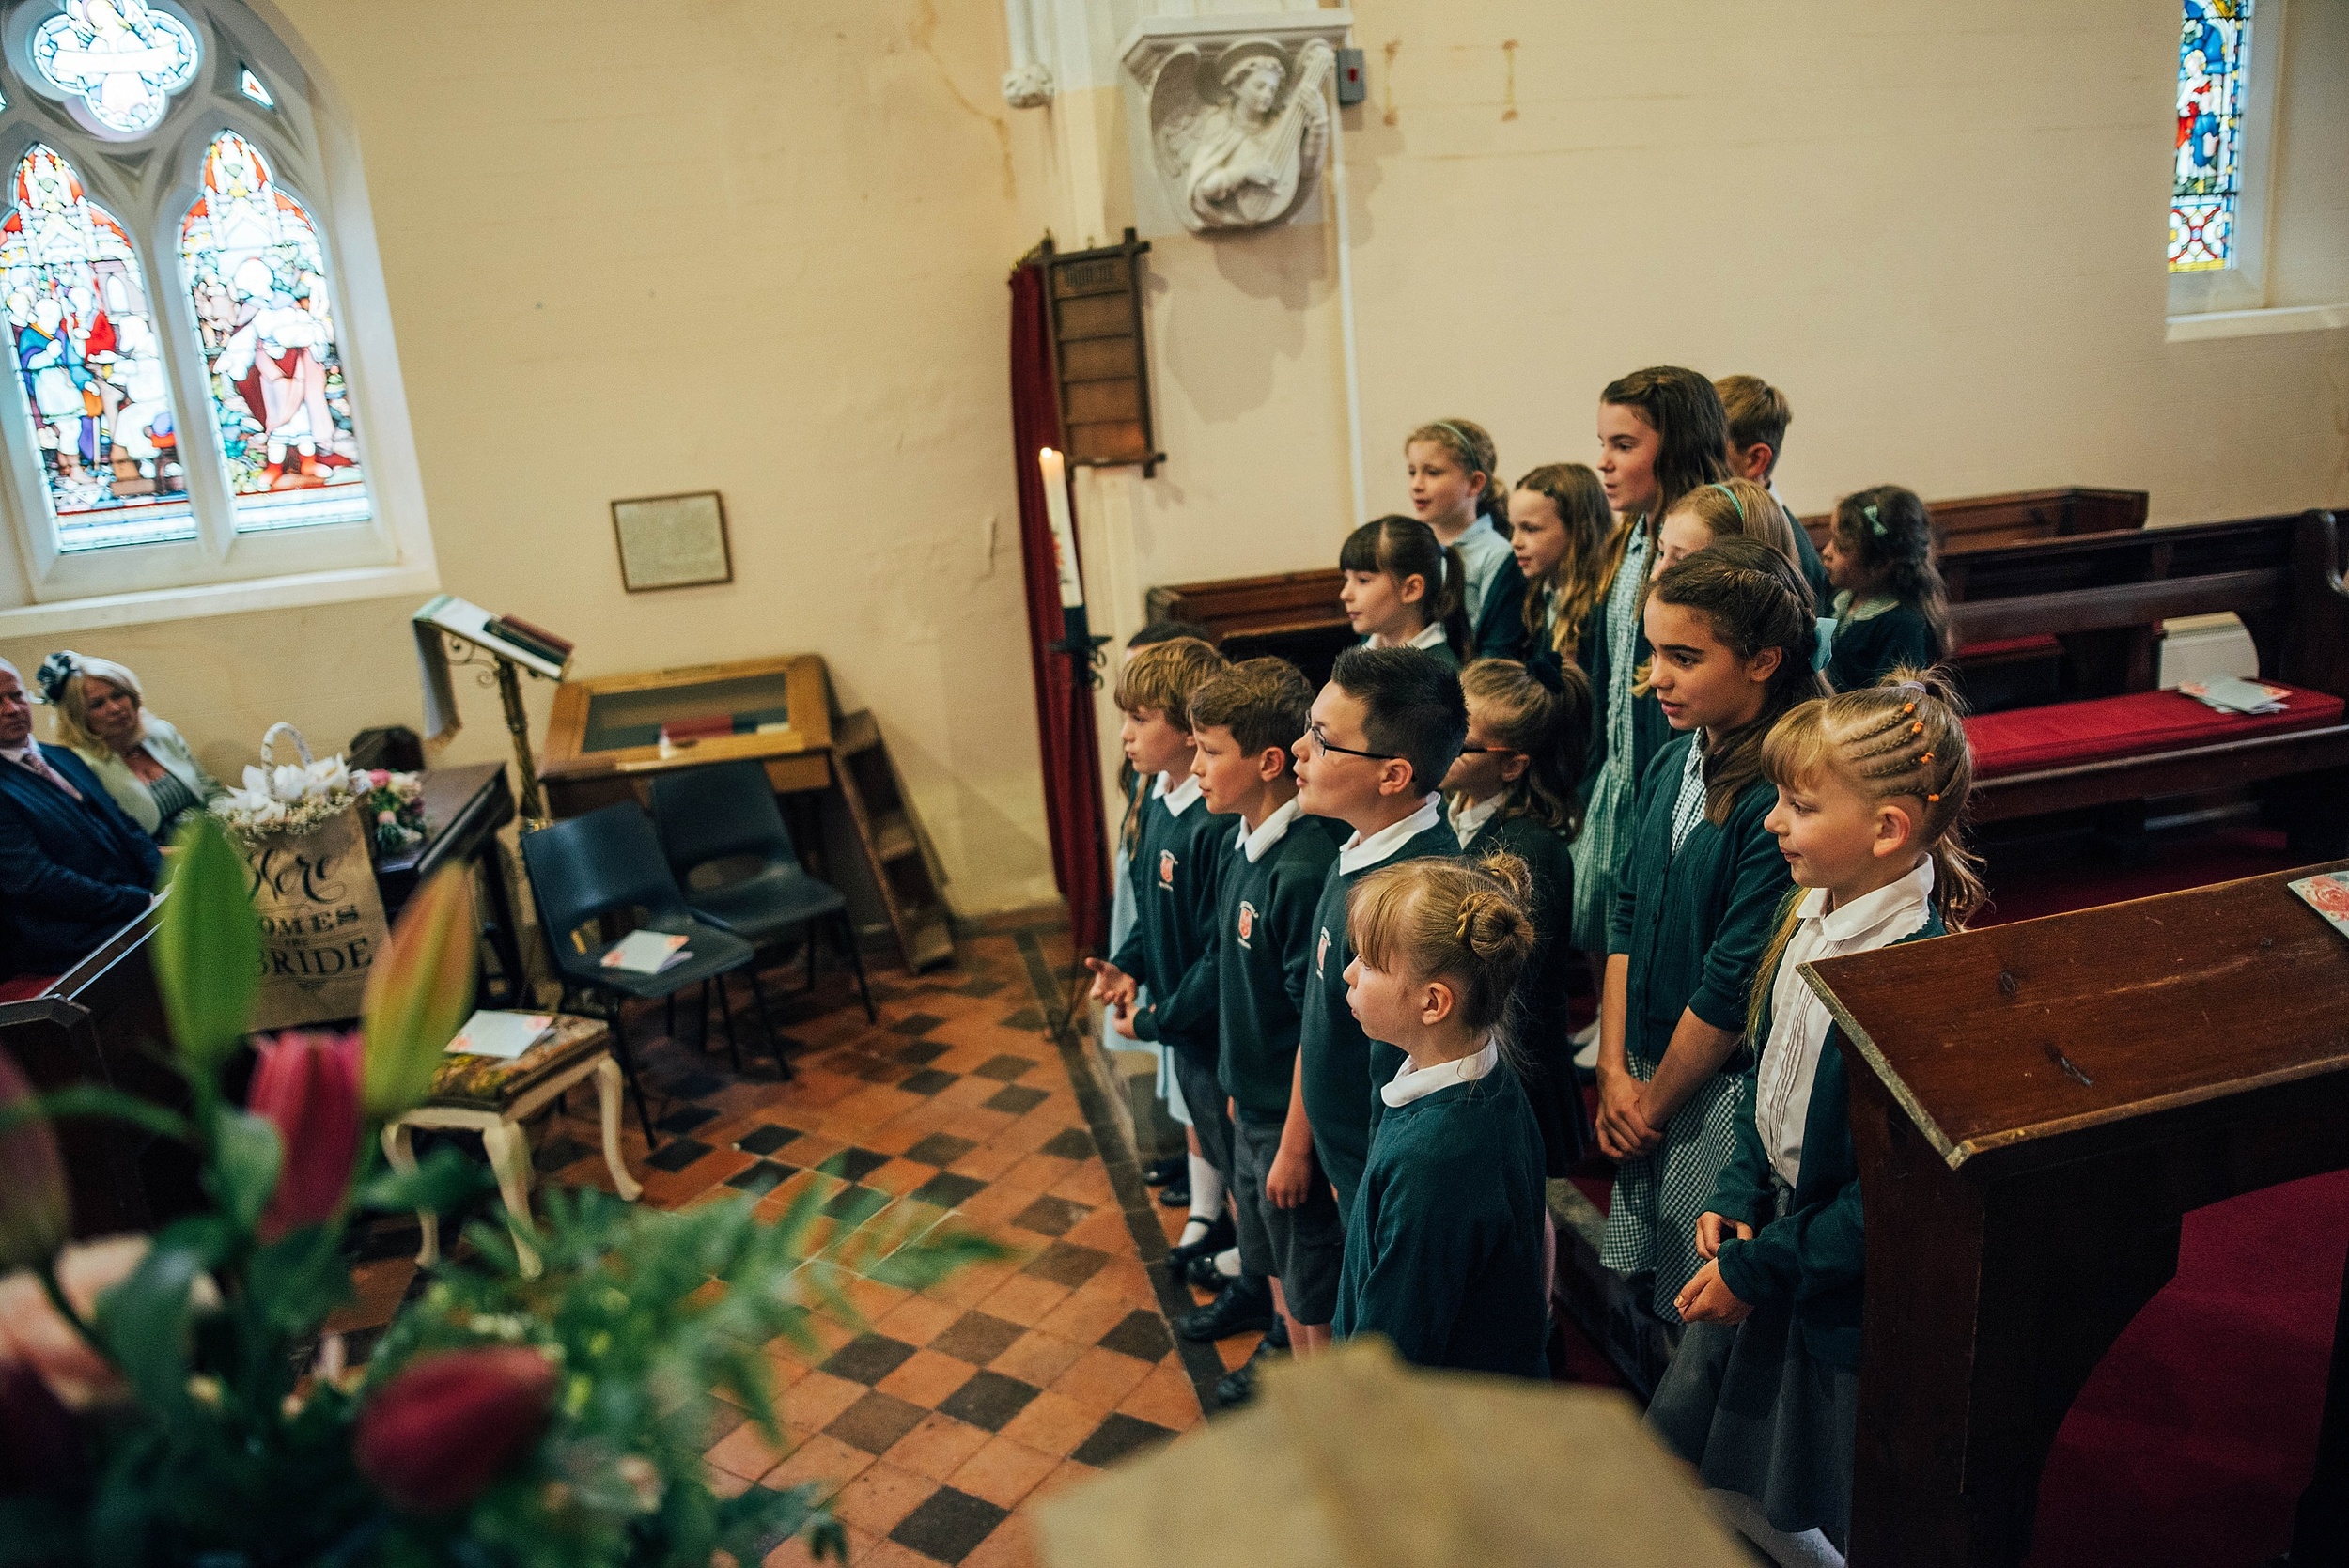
[334,920,1209,1567]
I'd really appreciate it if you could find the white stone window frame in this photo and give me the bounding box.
[2166,0,2288,321]
[0,0,434,639]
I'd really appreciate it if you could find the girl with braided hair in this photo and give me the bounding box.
[1648,666,1979,1565]
[1596,536,1825,1330]
[1820,485,1952,691]
[1331,852,1550,1376]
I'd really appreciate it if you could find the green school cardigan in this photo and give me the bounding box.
[1707,911,1949,1371]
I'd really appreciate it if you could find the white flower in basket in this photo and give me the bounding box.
[214,724,363,844]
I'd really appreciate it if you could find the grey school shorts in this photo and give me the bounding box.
[1231,1114,1345,1327]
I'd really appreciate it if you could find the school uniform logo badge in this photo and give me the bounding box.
[1158,849,1176,889]
[1315,925,1330,976]
[1237,900,1257,948]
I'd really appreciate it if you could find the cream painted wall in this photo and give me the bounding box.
[7,0,2345,922]
[4,0,1069,917]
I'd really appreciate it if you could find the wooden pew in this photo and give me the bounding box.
[1808,860,2349,1567]
[1149,486,2147,687]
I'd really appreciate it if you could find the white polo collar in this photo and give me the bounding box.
[1155,770,1205,816]
[1380,1036,1501,1108]
[1338,793,1444,876]
[1237,795,1302,863]
[1795,855,1937,944]
[1447,790,1501,849]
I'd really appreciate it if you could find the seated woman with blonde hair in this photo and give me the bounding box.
[35,652,226,840]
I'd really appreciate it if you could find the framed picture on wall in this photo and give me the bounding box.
[612,491,733,592]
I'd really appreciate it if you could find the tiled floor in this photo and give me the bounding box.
[334,919,1211,1567]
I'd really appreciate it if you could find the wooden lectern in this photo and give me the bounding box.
[1807,861,2349,1567]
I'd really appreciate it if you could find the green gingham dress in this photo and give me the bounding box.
[1567,529,1653,951]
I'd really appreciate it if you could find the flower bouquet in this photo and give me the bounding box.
[0,815,1000,1567]
[354,768,428,856]
[211,722,359,847]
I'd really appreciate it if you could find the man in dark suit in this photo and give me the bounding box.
[0,656,161,977]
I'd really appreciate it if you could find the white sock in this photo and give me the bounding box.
[1177,1218,1212,1249]
[1213,1247,1241,1278]
[1570,1017,1599,1047]
[1574,1037,1600,1071]
[1187,1154,1225,1221]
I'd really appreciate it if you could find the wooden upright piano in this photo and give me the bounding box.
[1808,861,2349,1565]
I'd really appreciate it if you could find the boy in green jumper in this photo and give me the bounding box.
[1293,645,1468,1221]
[1084,638,1238,1267]
[1183,658,1343,1408]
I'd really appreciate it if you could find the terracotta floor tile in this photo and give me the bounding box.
[942,1140,1025,1182]
[946,1434,1060,1511]
[1216,1332,1263,1373]
[1116,1359,1204,1431]
[1046,1165,1114,1206]
[988,1329,1085,1390]
[979,1272,1072,1328]
[958,1517,1041,1568]
[882,1410,994,1483]
[996,1389,1100,1458]
[1049,1346,1158,1415]
[828,1460,937,1537]
[925,1258,1014,1309]
[705,1417,793,1481]
[1034,1285,1132,1347]
[864,1157,936,1198]
[765,1314,858,1369]
[988,1114,1064,1157]
[955,1183,1047,1229]
[875,1292,963,1348]
[780,1369,869,1433]
[1058,1207,1135,1255]
[1028,1457,1102,1503]
[704,1461,753,1498]
[1092,1259,1159,1309]
[758,1436,873,1504]
[999,1153,1079,1194]
[934,1073,1009,1110]
[876,1346,978,1407]
[940,1108,1019,1144]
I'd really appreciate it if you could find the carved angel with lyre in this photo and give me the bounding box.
[1150,38,1334,233]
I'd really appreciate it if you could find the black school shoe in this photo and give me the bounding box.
[1143,1155,1185,1187]
[1174,1275,1274,1341]
[1186,1250,1235,1292]
[1213,1334,1286,1410]
[1157,1179,1191,1208]
[1166,1214,1234,1275]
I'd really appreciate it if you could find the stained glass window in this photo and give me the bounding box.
[0,145,195,551]
[238,68,272,108]
[179,131,370,533]
[2171,1,2254,272]
[29,0,201,137]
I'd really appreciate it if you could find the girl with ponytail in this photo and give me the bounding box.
[1407,418,1527,659]
[1339,516,1471,669]
[1331,852,1551,1377]
[1595,536,1823,1330]
[1648,666,1978,1564]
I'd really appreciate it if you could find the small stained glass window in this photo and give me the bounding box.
[239,67,272,108]
[29,0,201,137]
[179,130,370,533]
[0,145,195,551]
[2171,1,2254,272]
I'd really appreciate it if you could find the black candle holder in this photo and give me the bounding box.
[1049,604,1112,690]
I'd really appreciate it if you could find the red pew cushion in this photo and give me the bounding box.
[1967,683,2346,779]
[1955,634,2063,662]
[0,974,60,1003]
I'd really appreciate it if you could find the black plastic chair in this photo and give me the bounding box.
[649,762,876,1044]
[519,802,773,1141]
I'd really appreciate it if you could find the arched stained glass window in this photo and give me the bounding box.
[2170,1,2253,272]
[1,144,194,551]
[29,0,200,137]
[179,129,369,532]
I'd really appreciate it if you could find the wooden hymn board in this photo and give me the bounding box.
[1038,229,1163,476]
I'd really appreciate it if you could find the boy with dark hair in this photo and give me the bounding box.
[1174,658,1344,1407]
[1716,373,1828,608]
[1293,647,1467,1223]
[1085,637,1235,1241]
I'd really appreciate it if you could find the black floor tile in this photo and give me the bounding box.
[824,1389,928,1454]
[723,1160,791,1196]
[645,1137,712,1173]
[996,1007,1046,1031]
[909,1172,988,1210]
[821,1184,889,1227]
[1097,1310,1174,1361]
[1070,1413,1176,1468]
[887,1012,947,1036]
[820,1333,919,1386]
[661,1070,727,1100]
[856,1059,907,1083]
[734,1124,801,1157]
[816,1147,891,1183]
[930,1312,1025,1366]
[935,1370,1039,1433]
[1039,1127,1094,1160]
[1022,1242,1109,1288]
[1009,1195,1091,1238]
[894,1039,951,1066]
[889,1487,1010,1564]
[971,1053,1037,1082]
[983,1084,1050,1115]
[655,1104,718,1135]
[899,1068,960,1096]
[904,1133,979,1167]
[530,1134,593,1175]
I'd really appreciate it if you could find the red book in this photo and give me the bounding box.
[660,715,736,746]
[495,613,573,656]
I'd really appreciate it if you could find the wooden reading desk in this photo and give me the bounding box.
[1807,861,2349,1566]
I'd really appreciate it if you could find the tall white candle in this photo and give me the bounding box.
[1037,447,1084,609]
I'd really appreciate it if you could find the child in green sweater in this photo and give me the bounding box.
[1649,668,1981,1562]
[1292,646,1467,1221]
[1332,853,1549,1376]
[1819,486,1951,693]
[1181,658,1342,1409]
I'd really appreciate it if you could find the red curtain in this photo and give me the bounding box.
[1009,261,1109,955]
